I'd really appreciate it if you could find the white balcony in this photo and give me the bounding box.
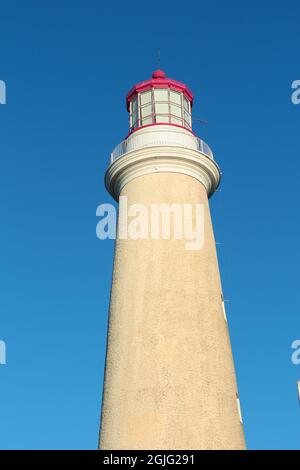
[110,125,214,164]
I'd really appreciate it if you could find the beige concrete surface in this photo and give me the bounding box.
[99,172,246,450]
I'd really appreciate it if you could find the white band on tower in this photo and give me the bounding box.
[105,125,221,200]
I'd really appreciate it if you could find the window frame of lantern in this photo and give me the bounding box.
[153,88,169,124]
[130,88,192,131]
[140,89,154,127]
[130,95,140,129]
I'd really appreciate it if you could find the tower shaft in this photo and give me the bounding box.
[100,172,245,450]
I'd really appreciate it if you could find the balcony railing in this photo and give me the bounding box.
[110,133,214,163]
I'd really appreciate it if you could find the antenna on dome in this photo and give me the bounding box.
[157,49,161,69]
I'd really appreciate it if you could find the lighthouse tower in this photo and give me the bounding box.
[99,70,246,450]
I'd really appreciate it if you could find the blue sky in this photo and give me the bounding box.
[0,0,300,449]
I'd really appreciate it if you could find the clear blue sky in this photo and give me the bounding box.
[0,0,299,450]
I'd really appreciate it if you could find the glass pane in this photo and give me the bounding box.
[170,104,181,117]
[155,114,169,123]
[132,97,138,111]
[140,91,152,105]
[170,90,181,105]
[155,102,168,113]
[132,111,139,128]
[141,104,152,117]
[141,116,153,126]
[184,111,191,125]
[183,97,189,111]
[154,88,168,101]
[171,116,182,125]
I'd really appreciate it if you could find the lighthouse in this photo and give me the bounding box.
[99,69,246,450]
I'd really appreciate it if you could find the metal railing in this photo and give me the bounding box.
[197,138,214,160]
[110,134,214,163]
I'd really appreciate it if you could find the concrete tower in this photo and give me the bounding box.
[99,70,246,450]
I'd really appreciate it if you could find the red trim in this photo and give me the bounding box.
[126,73,194,111]
[125,122,196,139]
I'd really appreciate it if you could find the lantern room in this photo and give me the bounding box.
[126,70,194,134]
